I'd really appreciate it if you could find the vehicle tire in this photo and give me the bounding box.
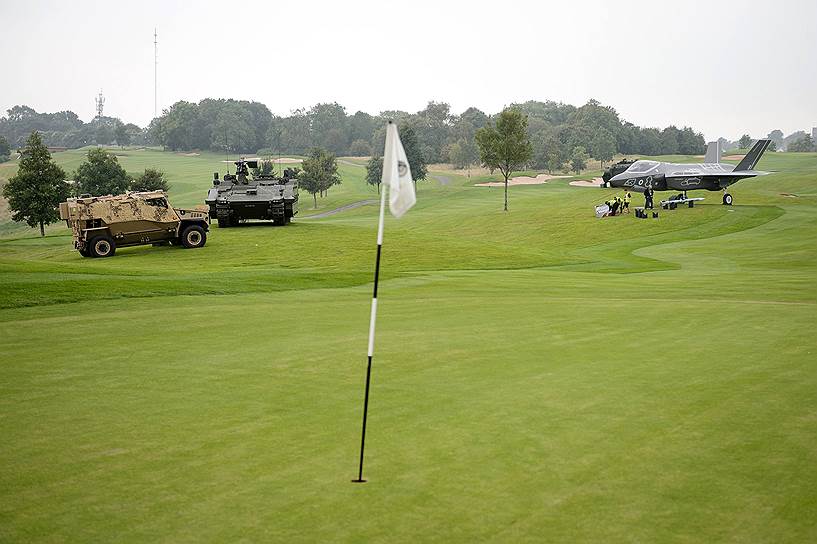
[723,193,733,205]
[218,217,231,228]
[78,245,92,257]
[180,224,206,248]
[88,235,116,258]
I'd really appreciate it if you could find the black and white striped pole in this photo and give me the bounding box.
[352,177,388,484]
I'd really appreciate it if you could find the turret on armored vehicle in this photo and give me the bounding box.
[59,190,210,257]
[205,158,299,227]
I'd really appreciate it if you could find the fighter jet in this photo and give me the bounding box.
[606,139,772,205]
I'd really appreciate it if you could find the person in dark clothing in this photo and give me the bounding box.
[644,186,654,209]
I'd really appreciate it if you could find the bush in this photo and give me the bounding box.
[74,148,131,196]
[129,168,169,192]
[0,135,10,163]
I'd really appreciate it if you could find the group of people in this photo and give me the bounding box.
[600,187,656,218]
[604,191,631,216]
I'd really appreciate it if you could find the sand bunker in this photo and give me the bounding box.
[271,157,303,164]
[475,173,569,187]
[569,177,605,188]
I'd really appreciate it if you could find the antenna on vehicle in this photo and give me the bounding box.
[225,128,230,174]
[277,126,281,178]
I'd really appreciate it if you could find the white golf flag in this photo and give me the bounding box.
[382,122,416,218]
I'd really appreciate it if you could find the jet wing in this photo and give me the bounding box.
[665,170,769,181]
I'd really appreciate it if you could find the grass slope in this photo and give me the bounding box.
[1,149,816,542]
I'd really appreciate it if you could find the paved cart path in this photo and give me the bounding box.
[300,199,379,219]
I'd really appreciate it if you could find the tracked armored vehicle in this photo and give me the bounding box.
[205,159,299,227]
[59,190,210,258]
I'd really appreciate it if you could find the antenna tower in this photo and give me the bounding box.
[154,28,158,118]
[95,90,105,118]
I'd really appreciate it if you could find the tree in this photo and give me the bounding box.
[123,123,144,146]
[659,126,680,154]
[591,129,616,168]
[788,135,815,152]
[92,117,117,145]
[259,160,274,176]
[129,168,169,192]
[74,148,131,196]
[349,139,372,156]
[115,121,130,147]
[414,101,452,163]
[570,146,589,174]
[153,101,200,151]
[677,127,705,155]
[308,103,349,154]
[0,135,10,162]
[458,107,490,130]
[546,151,564,174]
[531,133,565,174]
[397,122,427,186]
[365,156,383,194]
[738,134,752,149]
[2,132,69,236]
[475,108,533,212]
[299,147,341,208]
[449,137,479,174]
[637,127,662,155]
[767,129,784,149]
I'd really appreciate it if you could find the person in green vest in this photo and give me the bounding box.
[607,196,621,216]
[623,191,632,214]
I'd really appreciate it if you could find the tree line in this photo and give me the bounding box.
[0,106,147,149]
[0,98,710,164]
[147,98,709,174]
[6,100,817,161]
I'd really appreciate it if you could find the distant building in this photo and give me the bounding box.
[812,126,817,142]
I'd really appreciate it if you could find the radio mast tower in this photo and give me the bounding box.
[95,90,105,118]
[154,28,158,119]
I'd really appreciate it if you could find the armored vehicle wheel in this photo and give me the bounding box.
[180,224,207,248]
[89,235,116,258]
[78,245,92,258]
[723,193,733,205]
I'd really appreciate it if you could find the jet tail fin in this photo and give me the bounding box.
[734,139,771,171]
[704,141,721,164]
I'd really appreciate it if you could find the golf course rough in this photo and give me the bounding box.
[1,148,816,542]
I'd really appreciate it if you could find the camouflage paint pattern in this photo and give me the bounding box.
[60,191,209,251]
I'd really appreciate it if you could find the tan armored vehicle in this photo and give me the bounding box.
[59,190,210,257]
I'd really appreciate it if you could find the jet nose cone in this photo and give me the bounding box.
[609,173,628,183]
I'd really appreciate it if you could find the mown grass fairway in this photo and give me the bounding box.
[1,150,816,542]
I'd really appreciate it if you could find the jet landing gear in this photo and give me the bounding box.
[722,190,733,206]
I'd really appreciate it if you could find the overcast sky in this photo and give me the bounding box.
[1,0,815,140]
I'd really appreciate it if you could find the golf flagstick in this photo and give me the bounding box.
[353,122,416,483]
[352,183,387,484]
